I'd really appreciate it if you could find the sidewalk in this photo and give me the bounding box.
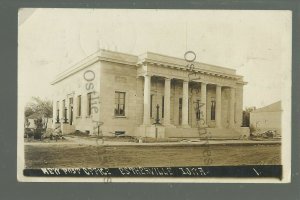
[63,135,281,147]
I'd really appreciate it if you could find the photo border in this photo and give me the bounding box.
[0,0,299,199]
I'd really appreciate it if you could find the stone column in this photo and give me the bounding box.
[182,80,189,127]
[143,74,151,125]
[216,85,222,128]
[164,77,171,126]
[201,82,207,126]
[229,87,235,128]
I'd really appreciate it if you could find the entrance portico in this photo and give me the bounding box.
[140,75,235,129]
[136,52,246,138]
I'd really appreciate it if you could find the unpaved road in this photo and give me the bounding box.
[24,143,281,168]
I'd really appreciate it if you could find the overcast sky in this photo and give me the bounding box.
[18,9,291,109]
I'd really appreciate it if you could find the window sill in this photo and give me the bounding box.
[76,116,82,119]
[113,116,127,119]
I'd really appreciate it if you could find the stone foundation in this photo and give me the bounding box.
[135,125,250,139]
[136,125,165,138]
[61,123,75,135]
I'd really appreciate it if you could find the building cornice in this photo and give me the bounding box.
[51,50,138,85]
[51,49,246,85]
[51,56,100,85]
[138,59,241,81]
[137,52,244,81]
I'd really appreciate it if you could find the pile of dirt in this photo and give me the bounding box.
[69,130,90,137]
[250,130,281,141]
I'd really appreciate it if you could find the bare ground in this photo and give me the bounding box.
[24,143,281,168]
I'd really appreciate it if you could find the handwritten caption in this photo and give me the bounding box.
[40,167,209,177]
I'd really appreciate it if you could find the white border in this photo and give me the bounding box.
[17,9,292,183]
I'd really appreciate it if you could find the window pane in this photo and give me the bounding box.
[114,104,119,115]
[78,96,81,116]
[114,91,125,116]
[119,105,124,115]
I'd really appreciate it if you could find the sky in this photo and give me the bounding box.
[18,9,291,109]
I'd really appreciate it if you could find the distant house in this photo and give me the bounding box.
[26,118,36,129]
[250,101,282,134]
[25,115,53,130]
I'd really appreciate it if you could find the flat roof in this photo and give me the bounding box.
[51,49,243,85]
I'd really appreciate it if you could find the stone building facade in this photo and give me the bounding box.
[51,50,248,139]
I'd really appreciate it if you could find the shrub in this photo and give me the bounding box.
[24,128,34,138]
[44,128,54,138]
[33,118,45,140]
[34,128,44,140]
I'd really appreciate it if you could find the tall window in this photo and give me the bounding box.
[69,97,73,105]
[195,99,201,121]
[211,98,216,120]
[87,93,92,116]
[162,96,164,118]
[77,95,81,116]
[62,99,66,119]
[115,91,125,116]
[56,101,60,122]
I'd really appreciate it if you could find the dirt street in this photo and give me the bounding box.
[24,143,281,168]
